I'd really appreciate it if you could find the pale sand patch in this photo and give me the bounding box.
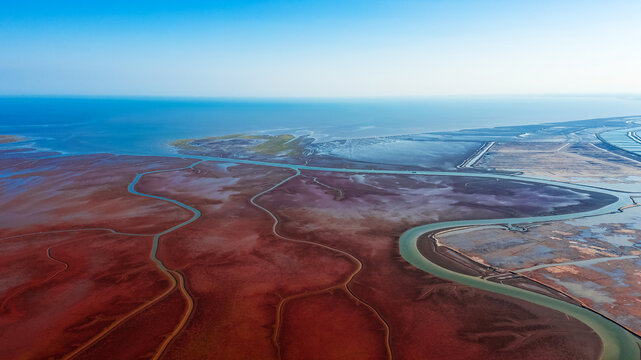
[546,265,580,274]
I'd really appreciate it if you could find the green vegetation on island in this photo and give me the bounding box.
[170,138,200,150]
[250,134,300,155]
[170,133,305,157]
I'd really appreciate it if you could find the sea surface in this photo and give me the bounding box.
[1,95,640,156]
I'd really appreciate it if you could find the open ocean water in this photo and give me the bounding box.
[1,95,640,156]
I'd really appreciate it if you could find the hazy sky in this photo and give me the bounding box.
[1,0,640,97]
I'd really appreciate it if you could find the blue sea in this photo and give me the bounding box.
[1,95,640,156]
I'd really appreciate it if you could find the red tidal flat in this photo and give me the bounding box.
[257,173,604,359]
[279,292,389,360]
[0,153,194,359]
[0,154,194,237]
[138,163,360,360]
[0,231,170,359]
[0,151,613,359]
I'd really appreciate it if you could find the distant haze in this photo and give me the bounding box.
[1,1,640,97]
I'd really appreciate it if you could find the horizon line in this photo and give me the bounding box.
[1,92,640,102]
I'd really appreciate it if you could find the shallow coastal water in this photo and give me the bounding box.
[1,95,640,156]
[599,127,641,156]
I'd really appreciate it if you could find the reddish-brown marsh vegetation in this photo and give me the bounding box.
[0,150,616,359]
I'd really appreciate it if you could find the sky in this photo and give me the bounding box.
[1,0,640,97]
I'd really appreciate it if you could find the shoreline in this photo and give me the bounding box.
[4,112,641,158]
